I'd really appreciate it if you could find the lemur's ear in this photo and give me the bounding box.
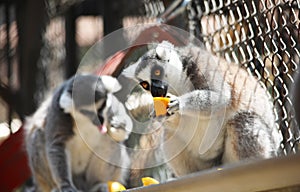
[121,62,138,80]
[156,41,182,72]
[155,40,174,60]
[101,75,122,93]
[59,90,73,113]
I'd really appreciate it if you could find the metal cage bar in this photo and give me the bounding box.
[127,154,300,192]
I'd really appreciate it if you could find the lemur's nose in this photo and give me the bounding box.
[151,79,168,97]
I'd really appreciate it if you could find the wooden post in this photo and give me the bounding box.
[16,0,46,118]
[65,6,78,79]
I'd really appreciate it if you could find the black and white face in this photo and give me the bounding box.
[77,98,107,133]
[123,42,184,97]
[135,57,169,97]
[58,74,123,134]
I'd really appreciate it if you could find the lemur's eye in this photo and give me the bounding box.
[140,81,150,90]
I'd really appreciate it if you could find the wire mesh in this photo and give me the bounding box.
[134,0,300,155]
[0,0,297,189]
[0,3,18,135]
[186,0,300,154]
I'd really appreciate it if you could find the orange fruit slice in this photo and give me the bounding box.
[141,177,160,186]
[107,181,126,192]
[153,97,170,116]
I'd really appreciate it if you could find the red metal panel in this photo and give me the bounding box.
[96,25,184,76]
[0,127,31,192]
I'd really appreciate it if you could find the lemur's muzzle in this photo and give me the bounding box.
[151,79,168,97]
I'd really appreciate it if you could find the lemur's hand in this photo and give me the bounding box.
[110,116,126,129]
[167,93,179,115]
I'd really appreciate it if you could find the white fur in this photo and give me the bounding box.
[59,90,73,113]
[156,41,174,60]
[156,41,182,72]
[101,75,122,93]
[122,63,138,80]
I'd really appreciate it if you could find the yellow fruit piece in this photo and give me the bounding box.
[107,181,126,192]
[153,97,170,116]
[141,177,160,186]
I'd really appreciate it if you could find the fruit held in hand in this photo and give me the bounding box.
[153,97,170,116]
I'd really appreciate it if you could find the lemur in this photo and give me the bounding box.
[122,41,282,176]
[24,74,132,192]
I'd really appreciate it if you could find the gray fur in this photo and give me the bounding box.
[25,74,132,192]
[122,41,282,177]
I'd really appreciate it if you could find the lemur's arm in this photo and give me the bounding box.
[168,89,231,116]
[44,95,77,191]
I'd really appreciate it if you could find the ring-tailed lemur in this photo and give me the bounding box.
[122,41,282,176]
[25,74,132,192]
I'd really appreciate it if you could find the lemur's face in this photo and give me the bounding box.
[122,42,184,97]
[76,93,131,142]
[59,75,132,141]
[76,97,107,133]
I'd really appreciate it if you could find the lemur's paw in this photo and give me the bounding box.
[149,109,156,118]
[110,116,125,129]
[167,94,179,114]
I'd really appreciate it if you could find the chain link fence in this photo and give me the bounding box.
[0,0,299,190]
[143,0,300,155]
[186,0,300,155]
